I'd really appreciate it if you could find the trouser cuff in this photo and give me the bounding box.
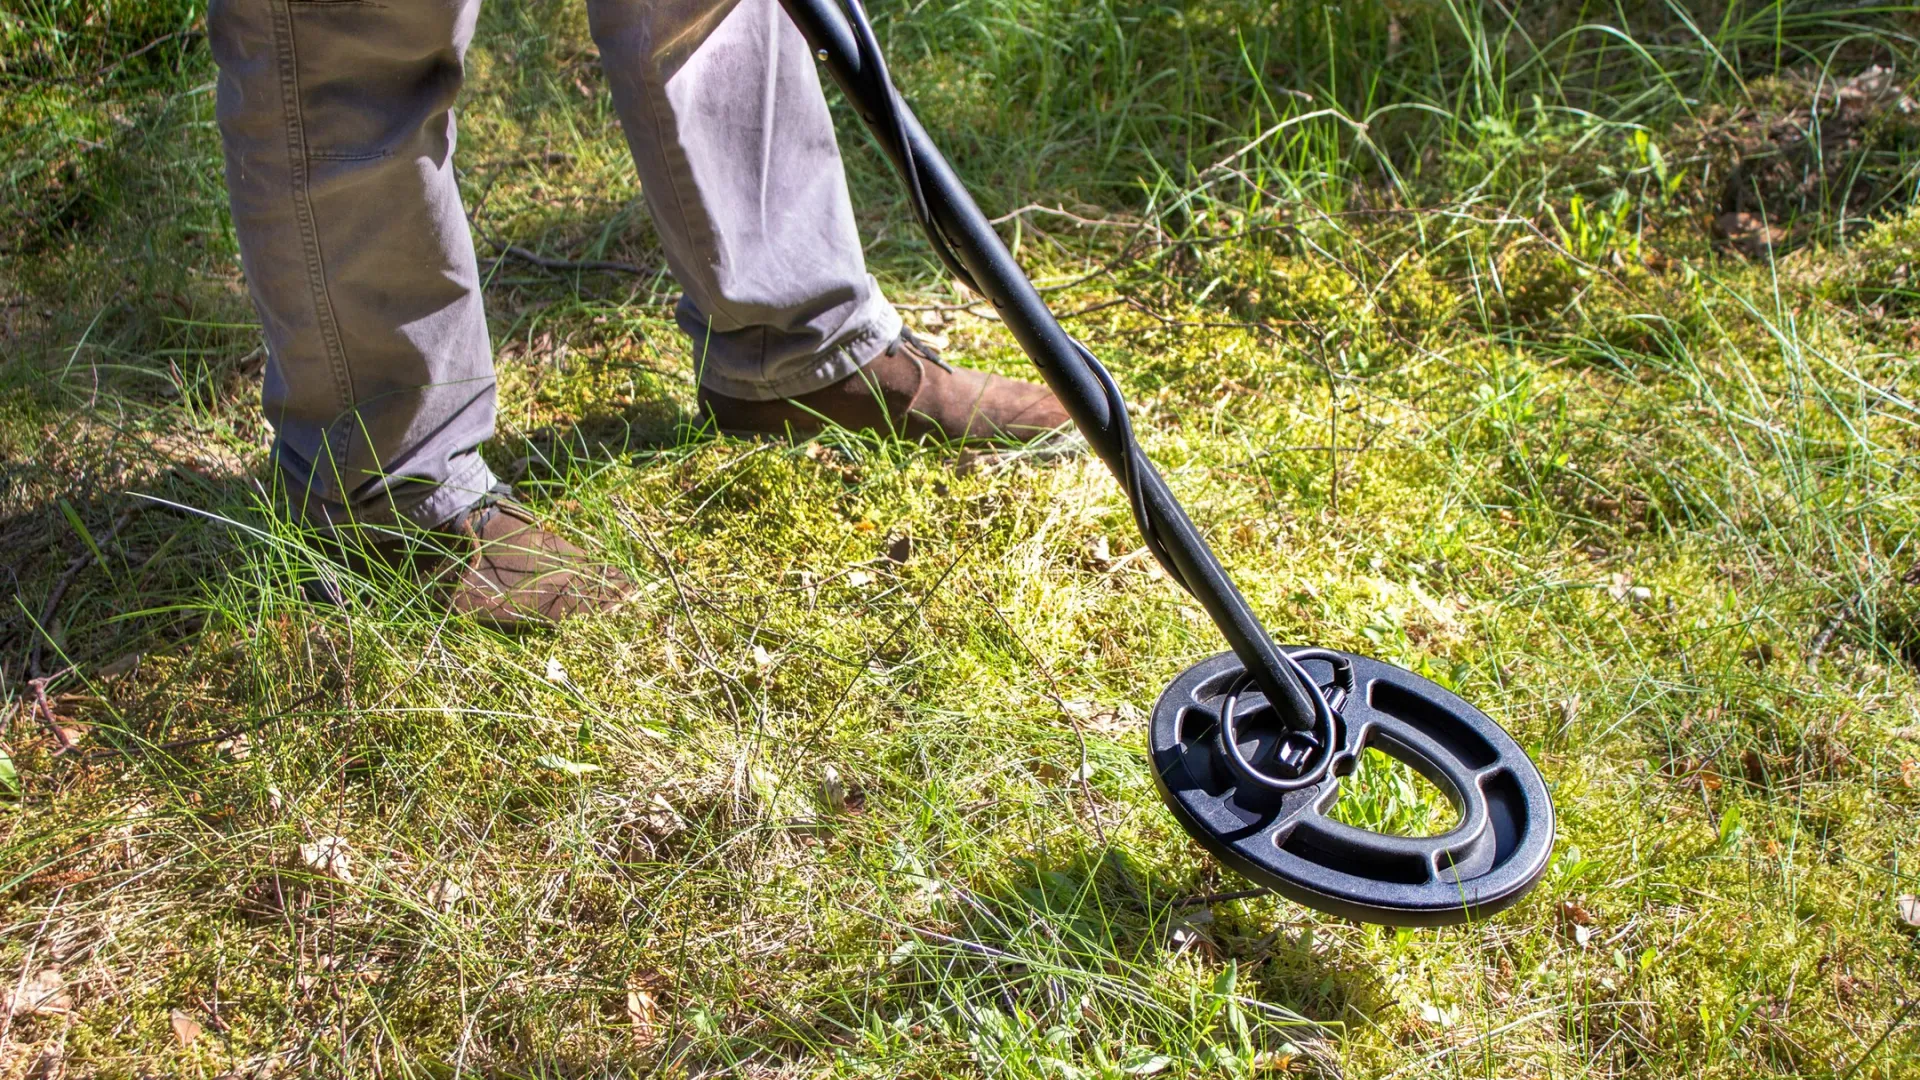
[277,450,499,533]
[692,290,904,402]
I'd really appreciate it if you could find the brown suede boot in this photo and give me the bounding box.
[300,493,632,629]
[698,329,1072,443]
[440,498,635,630]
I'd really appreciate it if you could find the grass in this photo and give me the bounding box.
[4,0,1920,1075]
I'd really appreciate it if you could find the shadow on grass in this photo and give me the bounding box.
[433,843,1378,1078]
[0,459,255,686]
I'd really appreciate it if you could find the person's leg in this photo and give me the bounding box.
[586,0,1068,443]
[586,0,900,402]
[210,0,497,529]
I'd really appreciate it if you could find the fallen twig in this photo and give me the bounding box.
[1807,602,1855,669]
[26,675,78,756]
[988,203,1150,232]
[487,242,651,276]
[28,506,138,679]
[1809,563,1920,669]
[1173,886,1272,907]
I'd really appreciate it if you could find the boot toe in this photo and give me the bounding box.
[974,372,1072,440]
[446,503,633,629]
[910,364,1073,444]
[699,330,1074,447]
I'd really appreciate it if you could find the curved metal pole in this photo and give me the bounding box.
[778,0,1324,732]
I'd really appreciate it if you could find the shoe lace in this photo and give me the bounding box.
[463,483,524,536]
[891,327,954,373]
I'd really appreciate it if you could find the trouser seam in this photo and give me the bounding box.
[271,0,356,451]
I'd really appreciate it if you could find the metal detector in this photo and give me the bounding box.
[779,0,1555,925]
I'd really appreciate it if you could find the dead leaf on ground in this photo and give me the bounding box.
[1713,211,1786,257]
[1249,1049,1297,1074]
[97,651,144,678]
[817,764,865,815]
[1606,573,1651,604]
[820,765,848,815]
[885,534,914,564]
[626,985,660,1046]
[1560,899,1598,946]
[169,1007,202,1047]
[298,836,354,884]
[751,643,777,678]
[1085,535,1115,570]
[638,792,686,835]
[954,449,1005,476]
[426,878,465,912]
[6,966,72,1017]
[1168,914,1220,959]
[237,873,297,922]
[535,754,601,777]
[1059,698,1141,736]
[1897,894,1920,928]
[615,793,689,861]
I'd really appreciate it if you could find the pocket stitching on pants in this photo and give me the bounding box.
[307,148,395,162]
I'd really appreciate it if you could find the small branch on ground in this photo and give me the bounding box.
[28,506,139,679]
[83,687,328,762]
[1807,603,1854,669]
[988,203,1150,232]
[1173,887,1272,907]
[1810,564,1919,669]
[487,242,651,277]
[26,675,78,755]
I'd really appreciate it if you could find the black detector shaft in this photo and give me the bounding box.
[781,0,1328,738]
[781,0,1555,924]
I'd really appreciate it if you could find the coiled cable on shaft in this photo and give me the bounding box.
[837,0,1196,598]
[833,0,1345,749]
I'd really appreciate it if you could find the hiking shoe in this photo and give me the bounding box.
[442,497,634,630]
[697,329,1072,443]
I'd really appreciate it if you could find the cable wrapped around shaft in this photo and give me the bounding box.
[836,0,1197,598]
[810,0,1338,741]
